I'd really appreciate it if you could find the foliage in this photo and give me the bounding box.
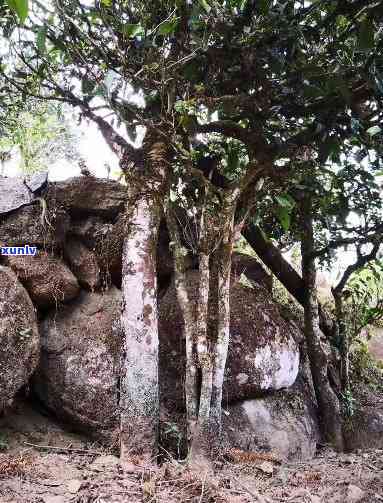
[0,100,79,174]
[5,0,29,24]
[350,341,383,392]
[345,259,383,331]
[340,387,357,418]
[1,1,382,172]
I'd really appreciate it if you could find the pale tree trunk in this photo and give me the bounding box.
[120,195,161,466]
[166,190,237,467]
[196,253,212,426]
[210,202,236,433]
[301,198,344,451]
[166,210,199,444]
[119,136,168,466]
[191,251,214,464]
[94,119,169,465]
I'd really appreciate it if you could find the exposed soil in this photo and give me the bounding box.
[0,400,382,503]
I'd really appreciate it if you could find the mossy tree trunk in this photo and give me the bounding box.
[166,192,237,466]
[301,197,344,451]
[119,135,168,466]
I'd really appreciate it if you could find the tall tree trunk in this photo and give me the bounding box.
[190,252,214,465]
[120,194,161,465]
[333,291,350,393]
[301,199,344,451]
[119,135,168,466]
[210,203,236,434]
[166,210,199,445]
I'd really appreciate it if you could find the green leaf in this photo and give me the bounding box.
[258,0,272,15]
[198,0,211,13]
[81,78,96,96]
[158,17,178,36]
[366,125,381,136]
[227,149,240,173]
[275,194,295,210]
[36,26,47,53]
[358,18,374,52]
[122,24,144,38]
[174,100,186,113]
[6,0,29,24]
[276,206,291,232]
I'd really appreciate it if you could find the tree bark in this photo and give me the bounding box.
[119,134,168,466]
[301,200,344,451]
[195,252,212,425]
[211,203,236,433]
[120,195,161,465]
[166,210,199,444]
[333,291,350,393]
[243,223,335,339]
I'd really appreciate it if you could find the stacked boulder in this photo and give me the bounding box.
[0,174,320,460]
[0,266,40,414]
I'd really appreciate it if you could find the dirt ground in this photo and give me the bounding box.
[0,401,382,503]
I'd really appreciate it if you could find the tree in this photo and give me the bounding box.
[332,244,381,397]
[2,0,383,462]
[0,100,79,175]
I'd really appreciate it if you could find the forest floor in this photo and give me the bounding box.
[0,400,382,503]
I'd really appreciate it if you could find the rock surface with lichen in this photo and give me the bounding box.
[64,237,100,291]
[222,375,320,461]
[0,266,40,413]
[32,287,122,440]
[159,271,301,409]
[3,252,81,308]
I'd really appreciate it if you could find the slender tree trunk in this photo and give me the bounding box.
[196,252,212,424]
[333,291,350,393]
[166,210,199,444]
[211,204,236,434]
[244,223,335,339]
[166,184,237,466]
[190,252,214,464]
[301,199,344,451]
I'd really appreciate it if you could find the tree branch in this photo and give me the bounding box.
[333,241,381,295]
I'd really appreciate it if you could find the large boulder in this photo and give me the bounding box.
[0,204,69,250]
[222,384,320,461]
[68,214,124,288]
[344,406,383,450]
[0,176,34,215]
[367,327,383,361]
[4,252,80,308]
[159,271,301,409]
[47,177,127,219]
[31,271,301,440]
[33,288,122,439]
[64,237,100,291]
[0,266,40,413]
[232,252,272,293]
[0,173,47,215]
